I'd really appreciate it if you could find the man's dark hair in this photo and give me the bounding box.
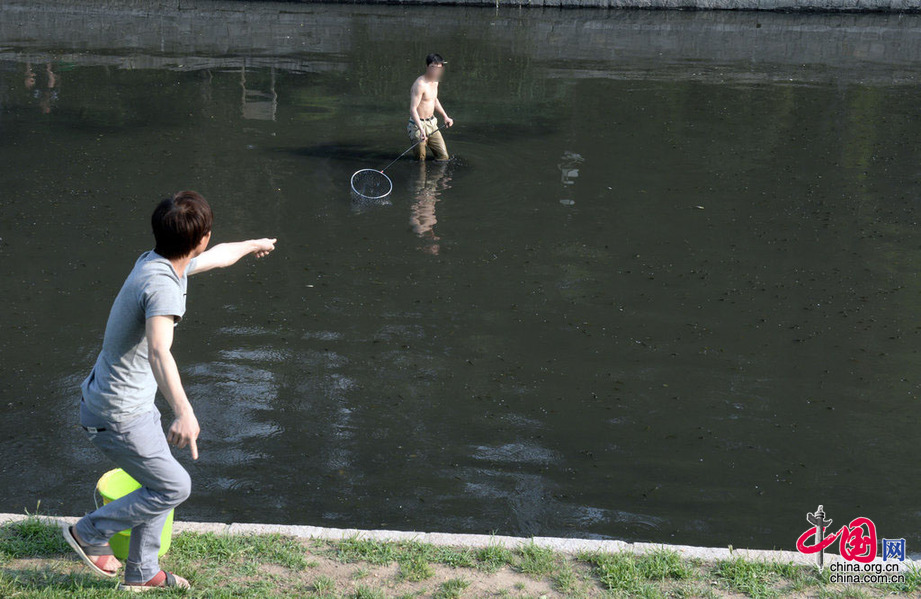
[152,191,213,259]
[426,53,446,67]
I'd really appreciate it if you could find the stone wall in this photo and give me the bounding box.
[1,0,920,16]
[2,0,921,85]
[340,0,916,8]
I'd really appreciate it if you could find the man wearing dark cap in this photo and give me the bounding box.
[408,53,454,161]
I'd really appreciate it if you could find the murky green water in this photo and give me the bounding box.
[3,2,921,551]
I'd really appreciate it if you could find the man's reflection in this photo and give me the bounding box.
[25,62,58,114]
[409,161,451,255]
[24,63,36,90]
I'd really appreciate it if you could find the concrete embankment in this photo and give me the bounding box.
[3,1,921,87]
[6,0,920,12]
[1,512,916,571]
[319,0,910,10]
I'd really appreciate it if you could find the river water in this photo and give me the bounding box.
[2,1,921,551]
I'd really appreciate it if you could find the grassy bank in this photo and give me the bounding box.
[0,517,918,598]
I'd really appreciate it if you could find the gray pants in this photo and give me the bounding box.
[75,401,191,584]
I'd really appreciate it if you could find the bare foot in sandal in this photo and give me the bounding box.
[119,570,191,592]
[62,524,122,577]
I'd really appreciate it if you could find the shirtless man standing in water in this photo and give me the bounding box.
[408,53,454,161]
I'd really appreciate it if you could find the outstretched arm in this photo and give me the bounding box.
[434,98,453,127]
[147,315,200,459]
[190,238,277,276]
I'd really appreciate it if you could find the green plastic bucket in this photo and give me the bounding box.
[96,468,174,560]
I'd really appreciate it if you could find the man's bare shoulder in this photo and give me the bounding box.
[412,76,439,91]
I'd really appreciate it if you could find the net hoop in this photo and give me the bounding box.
[350,169,393,201]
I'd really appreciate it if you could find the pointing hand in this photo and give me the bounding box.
[168,412,201,460]
[253,238,277,259]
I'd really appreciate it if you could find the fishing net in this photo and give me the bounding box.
[350,169,393,201]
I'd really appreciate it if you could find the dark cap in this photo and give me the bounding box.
[426,53,447,66]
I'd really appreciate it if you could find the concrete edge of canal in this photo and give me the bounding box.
[2,512,916,571]
[6,0,921,14]
[318,0,916,10]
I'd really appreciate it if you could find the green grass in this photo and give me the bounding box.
[331,537,397,565]
[433,577,470,599]
[516,542,557,576]
[171,531,313,570]
[711,557,816,599]
[398,553,435,582]
[552,564,577,591]
[636,549,693,581]
[474,543,515,573]
[818,589,873,599]
[426,545,478,569]
[0,517,69,559]
[353,584,387,599]
[329,536,511,578]
[873,561,921,594]
[312,574,336,593]
[396,542,453,580]
[579,549,691,597]
[671,581,720,599]
[1,517,913,599]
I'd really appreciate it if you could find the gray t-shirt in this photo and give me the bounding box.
[81,251,197,422]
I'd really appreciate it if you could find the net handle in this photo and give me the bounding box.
[380,125,445,173]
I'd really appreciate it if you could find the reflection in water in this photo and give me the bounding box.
[24,62,58,114]
[197,69,213,117]
[241,65,277,122]
[558,150,582,206]
[409,161,451,255]
[351,186,393,212]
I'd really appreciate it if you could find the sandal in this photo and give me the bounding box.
[119,570,191,592]
[62,524,121,578]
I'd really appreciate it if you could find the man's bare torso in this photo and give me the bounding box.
[411,76,439,119]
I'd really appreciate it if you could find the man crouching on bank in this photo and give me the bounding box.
[63,191,276,591]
